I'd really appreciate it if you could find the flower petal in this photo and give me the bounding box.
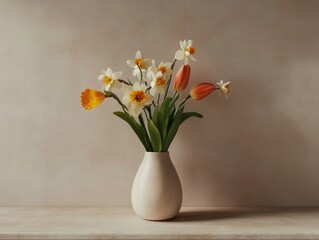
[112,71,123,80]
[175,50,184,60]
[106,67,113,76]
[144,94,154,105]
[156,71,163,78]
[104,84,111,91]
[140,83,147,92]
[157,86,165,95]
[180,40,184,50]
[150,87,156,96]
[189,55,197,61]
[133,81,140,90]
[133,105,143,116]
[122,84,132,96]
[127,60,135,68]
[98,74,104,81]
[128,102,135,116]
[135,50,142,59]
[112,80,121,89]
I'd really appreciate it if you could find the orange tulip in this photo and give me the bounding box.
[190,82,215,100]
[81,89,105,110]
[173,64,190,92]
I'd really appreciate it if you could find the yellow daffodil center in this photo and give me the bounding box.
[158,66,167,73]
[156,77,166,87]
[129,90,146,104]
[187,47,196,55]
[135,58,145,68]
[102,76,112,85]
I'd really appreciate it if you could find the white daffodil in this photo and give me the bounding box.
[146,59,158,83]
[157,61,173,77]
[98,67,122,92]
[126,50,151,80]
[122,82,154,117]
[146,60,172,83]
[175,40,196,64]
[150,71,166,96]
[216,80,231,98]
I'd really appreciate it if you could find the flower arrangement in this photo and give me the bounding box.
[81,40,230,152]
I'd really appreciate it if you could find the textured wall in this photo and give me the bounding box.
[1,0,319,206]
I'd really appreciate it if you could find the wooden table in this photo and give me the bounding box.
[1,207,319,239]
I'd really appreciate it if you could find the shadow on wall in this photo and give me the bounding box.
[174,72,311,207]
[170,0,319,207]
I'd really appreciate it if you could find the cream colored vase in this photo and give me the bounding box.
[131,152,183,221]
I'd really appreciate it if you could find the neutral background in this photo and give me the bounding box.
[1,0,319,206]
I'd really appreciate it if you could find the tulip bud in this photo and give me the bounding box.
[190,83,215,100]
[173,64,191,92]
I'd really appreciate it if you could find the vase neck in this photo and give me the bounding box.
[144,152,170,160]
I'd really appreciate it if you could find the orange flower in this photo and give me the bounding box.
[190,83,215,100]
[173,64,191,92]
[81,89,105,110]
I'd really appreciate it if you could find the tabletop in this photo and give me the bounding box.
[0,207,319,240]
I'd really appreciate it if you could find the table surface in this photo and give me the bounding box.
[0,207,319,240]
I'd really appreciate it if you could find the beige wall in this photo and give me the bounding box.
[1,0,319,206]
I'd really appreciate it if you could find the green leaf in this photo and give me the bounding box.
[148,119,162,152]
[167,107,176,130]
[163,107,184,151]
[160,97,172,117]
[181,112,203,124]
[152,105,160,127]
[167,94,179,114]
[157,112,167,145]
[114,111,152,151]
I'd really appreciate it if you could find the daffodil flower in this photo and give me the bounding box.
[175,40,196,64]
[122,82,154,117]
[81,89,105,110]
[147,60,172,83]
[216,80,231,98]
[98,67,122,92]
[151,61,173,77]
[127,51,151,80]
[150,71,166,96]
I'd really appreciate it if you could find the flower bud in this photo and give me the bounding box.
[190,83,215,100]
[173,64,190,92]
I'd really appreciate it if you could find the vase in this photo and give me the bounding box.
[131,152,183,221]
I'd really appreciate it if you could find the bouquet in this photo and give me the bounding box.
[81,40,230,152]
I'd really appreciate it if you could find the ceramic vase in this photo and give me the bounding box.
[131,152,182,221]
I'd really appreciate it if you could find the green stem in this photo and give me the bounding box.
[118,79,131,85]
[172,91,177,98]
[146,106,152,119]
[163,59,177,99]
[177,95,191,110]
[127,78,133,85]
[138,114,147,133]
[137,66,143,83]
[110,93,128,112]
[143,109,149,120]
